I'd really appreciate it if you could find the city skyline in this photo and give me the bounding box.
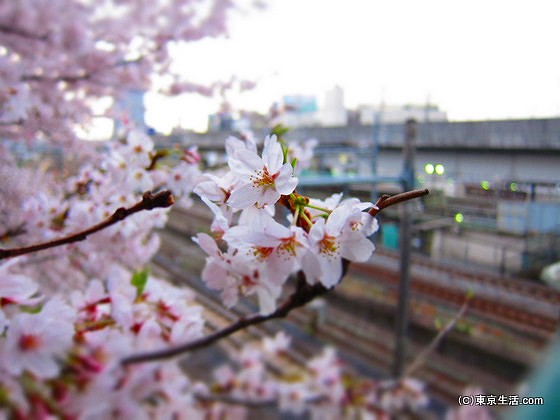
[145,0,560,133]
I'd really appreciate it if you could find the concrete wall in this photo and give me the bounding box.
[431,230,525,273]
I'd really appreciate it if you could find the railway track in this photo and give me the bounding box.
[375,247,560,307]
[154,202,560,406]
[153,238,506,409]
[166,203,559,339]
[344,250,558,365]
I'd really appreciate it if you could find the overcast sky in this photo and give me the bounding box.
[145,0,560,132]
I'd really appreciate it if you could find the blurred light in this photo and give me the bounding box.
[417,175,425,184]
[424,163,435,174]
[435,164,445,175]
[481,180,490,190]
[455,213,464,223]
[339,153,349,164]
[510,182,518,192]
[75,117,114,141]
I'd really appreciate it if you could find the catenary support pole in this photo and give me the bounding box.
[393,118,416,377]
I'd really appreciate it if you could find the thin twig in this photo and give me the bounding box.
[0,191,174,261]
[0,223,27,242]
[369,189,429,217]
[22,56,144,84]
[122,274,329,365]
[194,393,276,408]
[194,392,325,408]
[0,24,48,40]
[146,150,169,171]
[403,299,470,378]
[122,188,429,365]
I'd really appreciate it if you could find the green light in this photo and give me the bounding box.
[435,164,445,175]
[481,180,490,190]
[455,213,464,223]
[510,182,518,192]
[424,163,435,174]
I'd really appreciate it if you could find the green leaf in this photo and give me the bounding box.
[270,124,289,138]
[131,269,149,297]
[19,304,43,314]
[291,157,298,170]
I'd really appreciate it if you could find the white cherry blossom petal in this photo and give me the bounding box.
[262,135,284,173]
[340,234,375,262]
[275,164,298,195]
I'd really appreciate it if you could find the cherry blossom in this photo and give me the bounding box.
[303,201,376,287]
[194,232,282,314]
[262,331,291,356]
[225,133,258,156]
[0,259,41,307]
[286,137,318,174]
[0,1,438,416]
[223,211,308,283]
[195,170,240,209]
[2,296,76,378]
[227,135,298,209]
[199,196,231,239]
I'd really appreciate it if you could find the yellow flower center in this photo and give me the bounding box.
[251,166,277,189]
[278,234,300,257]
[252,246,274,260]
[319,234,339,257]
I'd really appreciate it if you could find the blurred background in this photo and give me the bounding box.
[10,0,560,417]
[139,2,560,417]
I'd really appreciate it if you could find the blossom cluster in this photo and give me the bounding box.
[0,0,243,145]
[194,133,379,314]
[0,1,437,417]
[11,129,200,289]
[0,257,212,418]
[0,127,432,418]
[0,129,210,417]
[201,332,428,418]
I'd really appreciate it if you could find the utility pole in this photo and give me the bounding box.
[371,111,381,203]
[393,118,416,377]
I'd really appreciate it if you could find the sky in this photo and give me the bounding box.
[145,0,560,133]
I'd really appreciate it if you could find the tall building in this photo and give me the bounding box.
[319,85,348,127]
[114,89,147,133]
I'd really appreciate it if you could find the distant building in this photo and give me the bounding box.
[318,85,348,127]
[239,110,268,130]
[115,89,147,130]
[358,103,447,125]
[270,95,319,128]
[207,108,267,133]
[207,111,235,132]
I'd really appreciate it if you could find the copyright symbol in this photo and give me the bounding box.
[458,395,473,406]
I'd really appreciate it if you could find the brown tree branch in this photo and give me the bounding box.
[21,56,145,85]
[0,24,48,40]
[122,273,329,365]
[369,188,429,217]
[0,191,174,261]
[122,189,429,365]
